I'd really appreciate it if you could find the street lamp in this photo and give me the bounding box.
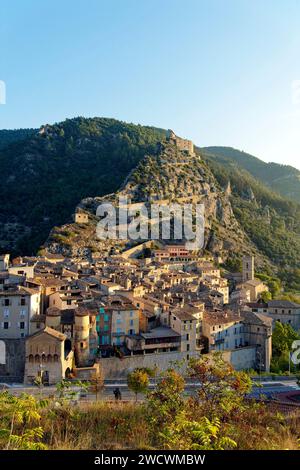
[39,351,45,382]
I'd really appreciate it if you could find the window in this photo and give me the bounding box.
[4,299,9,306]
[104,324,109,331]
[20,309,26,317]
[104,314,109,322]
[130,319,134,326]
[4,322,9,329]
[102,335,109,345]
[130,311,133,317]
[20,298,26,306]
[20,322,25,329]
[116,318,122,324]
[66,299,72,305]
[187,344,190,351]
[3,309,9,318]
[186,334,189,340]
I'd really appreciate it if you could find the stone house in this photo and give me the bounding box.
[0,287,41,339]
[24,326,74,385]
[247,299,300,331]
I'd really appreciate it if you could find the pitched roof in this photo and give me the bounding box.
[268,300,300,309]
[28,326,66,341]
[241,310,273,327]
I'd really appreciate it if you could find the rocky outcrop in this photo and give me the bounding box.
[44,139,269,268]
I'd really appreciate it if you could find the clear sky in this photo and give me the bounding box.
[1,0,300,169]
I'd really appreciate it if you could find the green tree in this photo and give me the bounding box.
[145,369,185,445]
[127,368,150,402]
[160,413,237,450]
[0,392,48,450]
[188,353,252,420]
[272,321,300,357]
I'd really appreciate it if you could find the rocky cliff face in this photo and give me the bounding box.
[44,138,269,268]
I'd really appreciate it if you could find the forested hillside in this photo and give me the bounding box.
[0,118,164,254]
[202,146,300,204]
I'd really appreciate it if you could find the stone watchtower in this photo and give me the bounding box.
[242,255,254,282]
[166,129,195,156]
[74,308,90,366]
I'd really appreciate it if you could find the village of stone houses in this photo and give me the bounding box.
[1,125,300,452]
[1,133,298,391]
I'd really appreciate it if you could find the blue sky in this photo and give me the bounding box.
[1,0,300,169]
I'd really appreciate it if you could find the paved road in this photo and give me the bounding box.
[1,379,299,402]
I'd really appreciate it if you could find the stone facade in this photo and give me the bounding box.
[242,255,254,282]
[98,350,199,378]
[167,129,195,156]
[0,338,25,382]
[24,327,74,385]
[75,212,89,224]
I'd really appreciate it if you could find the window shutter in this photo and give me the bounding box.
[9,322,11,327]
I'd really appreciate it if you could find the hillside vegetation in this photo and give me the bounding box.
[201,149,300,287]
[0,128,36,149]
[0,118,164,254]
[202,146,300,204]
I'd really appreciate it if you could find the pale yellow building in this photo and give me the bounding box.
[0,287,41,339]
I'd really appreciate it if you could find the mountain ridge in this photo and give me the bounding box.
[201,146,300,203]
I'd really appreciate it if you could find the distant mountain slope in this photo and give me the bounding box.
[201,146,300,203]
[0,117,165,254]
[0,128,36,149]
[201,149,300,276]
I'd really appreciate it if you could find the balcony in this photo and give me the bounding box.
[214,338,225,345]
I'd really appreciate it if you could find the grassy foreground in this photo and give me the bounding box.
[0,355,299,450]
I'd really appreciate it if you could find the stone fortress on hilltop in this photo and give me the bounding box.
[166,129,195,157]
